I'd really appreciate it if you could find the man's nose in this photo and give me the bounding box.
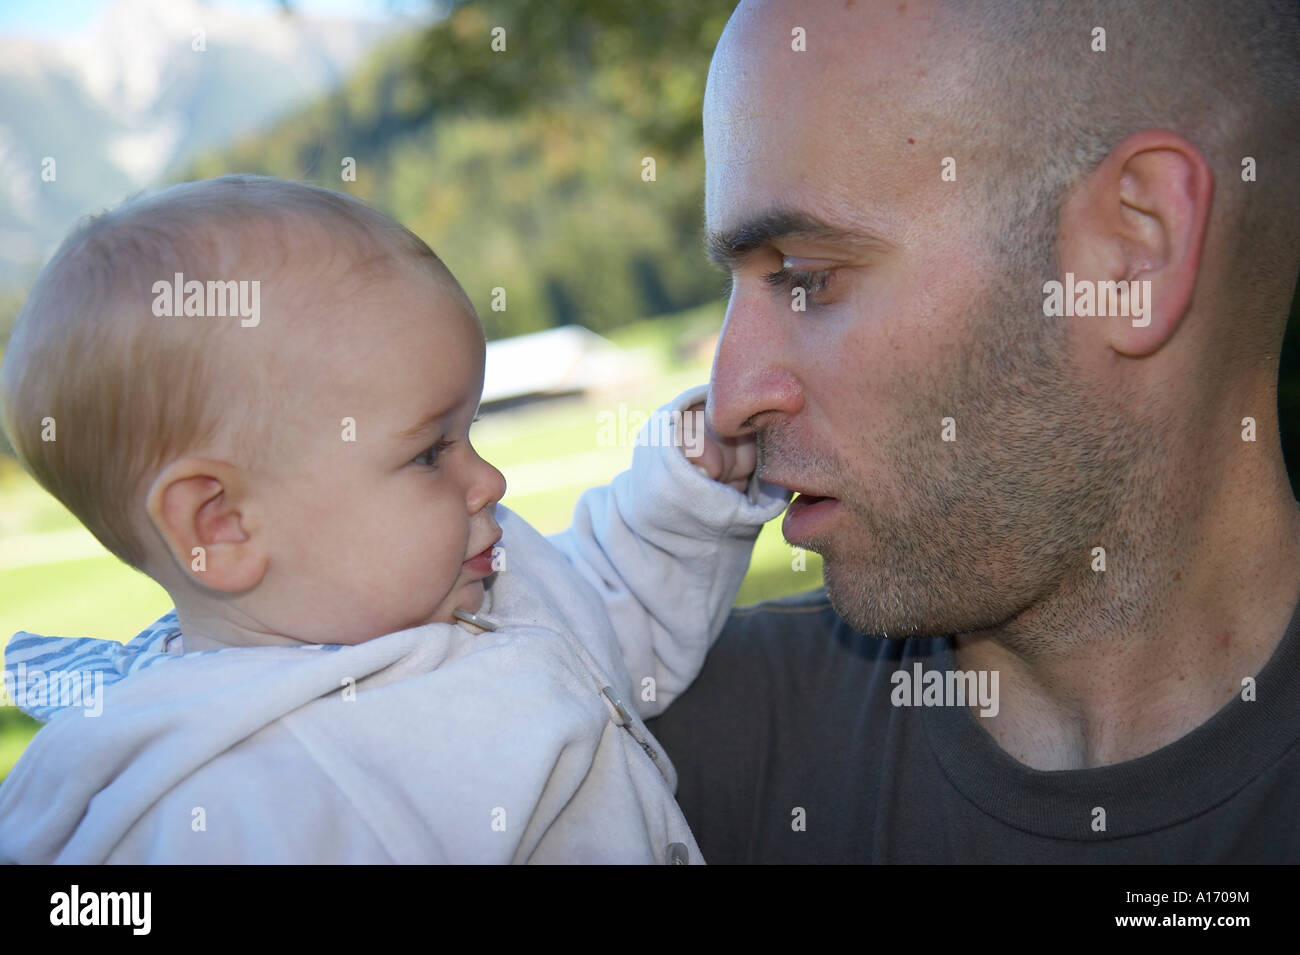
[708,290,804,438]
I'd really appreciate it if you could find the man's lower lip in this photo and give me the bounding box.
[783,494,841,542]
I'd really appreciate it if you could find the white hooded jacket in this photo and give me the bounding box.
[0,386,788,863]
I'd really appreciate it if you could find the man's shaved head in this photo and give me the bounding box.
[704,0,1300,648]
[945,0,1300,353]
[712,0,1299,349]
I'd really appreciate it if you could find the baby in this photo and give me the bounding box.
[0,175,787,863]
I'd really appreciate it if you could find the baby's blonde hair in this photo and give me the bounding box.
[0,175,448,570]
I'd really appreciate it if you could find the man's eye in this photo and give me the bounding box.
[762,266,834,300]
[413,438,453,469]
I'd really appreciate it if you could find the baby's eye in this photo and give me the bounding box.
[413,438,453,469]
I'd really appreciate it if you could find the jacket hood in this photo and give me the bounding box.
[0,612,458,863]
[3,613,181,722]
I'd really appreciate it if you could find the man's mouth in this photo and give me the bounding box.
[759,471,836,506]
[783,491,842,543]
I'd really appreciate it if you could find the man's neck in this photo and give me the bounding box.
[953,448,1300,771]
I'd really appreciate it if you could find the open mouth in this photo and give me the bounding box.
[791,492,832,507]
[783,493,841,541]
[787,491,838,513]
[462,536,502,575]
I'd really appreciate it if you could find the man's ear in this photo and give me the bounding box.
[1057,129,1214,358]
[144,457,268,592]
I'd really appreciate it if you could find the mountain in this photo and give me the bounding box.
[0,0,424,284]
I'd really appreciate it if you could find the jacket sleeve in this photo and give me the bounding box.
[547,385,789,718]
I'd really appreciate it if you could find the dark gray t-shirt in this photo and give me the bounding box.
[645,588,1300,863]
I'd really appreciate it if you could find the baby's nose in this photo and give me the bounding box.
[470,458,506,512]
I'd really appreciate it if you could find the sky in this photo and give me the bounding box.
[0,0,434,38]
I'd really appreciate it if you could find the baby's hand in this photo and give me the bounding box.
[683,401,756,493]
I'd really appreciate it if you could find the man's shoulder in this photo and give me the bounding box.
[650,587,923,863]
[724,588,840,636]
[731,587,838,617]
[724,587,894,644]
[712,587,913,676]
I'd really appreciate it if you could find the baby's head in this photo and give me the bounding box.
[0,175,506,648]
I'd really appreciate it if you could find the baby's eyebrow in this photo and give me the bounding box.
[395,410,446,442]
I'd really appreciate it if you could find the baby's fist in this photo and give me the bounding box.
[683,401,756,493]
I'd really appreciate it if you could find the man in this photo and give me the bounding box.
[646,0,1300,862]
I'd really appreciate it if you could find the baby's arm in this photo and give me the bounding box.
[548,385,789,718]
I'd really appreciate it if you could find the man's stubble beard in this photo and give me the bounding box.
[762,226,1166,645]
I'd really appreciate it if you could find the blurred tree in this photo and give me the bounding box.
[186,0,733,339]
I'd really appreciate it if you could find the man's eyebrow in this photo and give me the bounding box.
[705,209,890,269]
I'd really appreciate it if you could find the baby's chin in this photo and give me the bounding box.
[445,579,486,621]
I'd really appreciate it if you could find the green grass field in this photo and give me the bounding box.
[0,307,820,779]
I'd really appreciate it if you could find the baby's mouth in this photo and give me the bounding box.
[462,535,502,576]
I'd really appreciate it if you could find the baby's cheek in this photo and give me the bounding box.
[419,500,471,575]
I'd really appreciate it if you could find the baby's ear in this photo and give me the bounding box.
[145,458,268,592]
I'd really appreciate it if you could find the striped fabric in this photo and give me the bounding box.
[4,611,183,722]
[2,610,341,723]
